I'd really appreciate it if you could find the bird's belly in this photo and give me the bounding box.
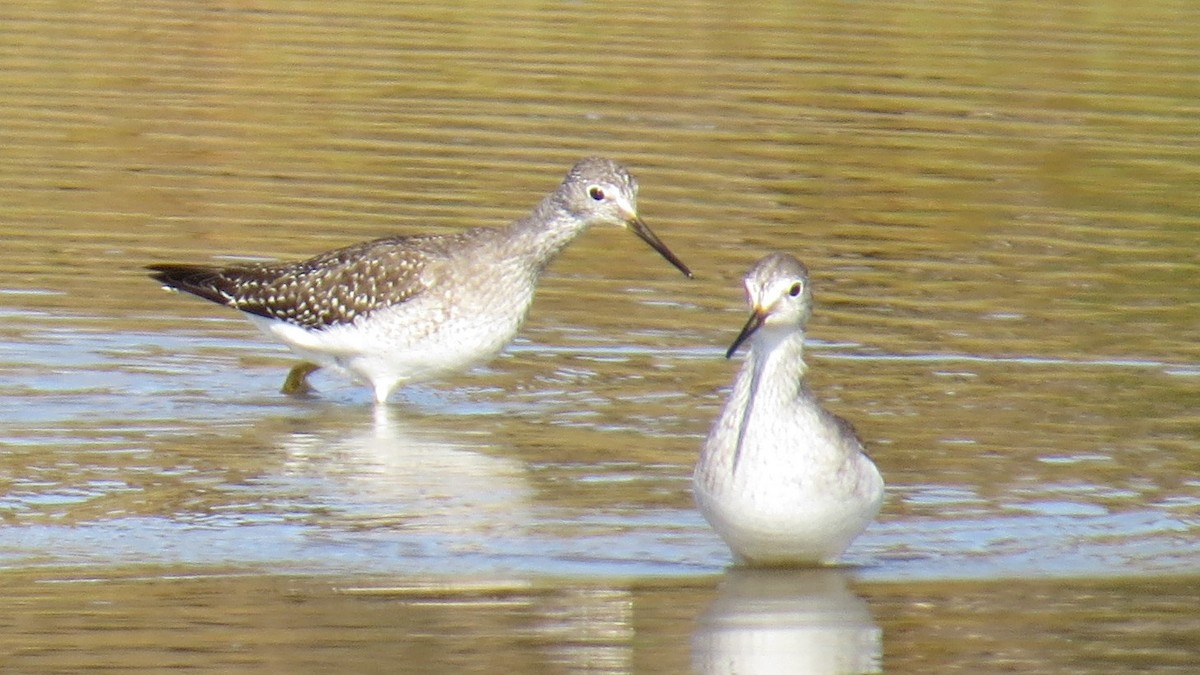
[694,451,883,564]
[247,297,525,385]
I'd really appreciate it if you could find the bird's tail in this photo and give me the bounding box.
[146,264,238,306]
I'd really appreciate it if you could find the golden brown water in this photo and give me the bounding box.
[1,0,1197,671]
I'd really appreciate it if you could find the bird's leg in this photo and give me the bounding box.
[281,362,321,396]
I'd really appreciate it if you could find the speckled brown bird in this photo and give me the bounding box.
[149,157,692,403]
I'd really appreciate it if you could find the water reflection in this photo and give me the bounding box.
[692,568,881,674]
[531,586,635,672]
[263,405,716,576]
[274,406,533,537]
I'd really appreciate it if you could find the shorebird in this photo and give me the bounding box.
[149,157,692,403]
[693,253,883,565]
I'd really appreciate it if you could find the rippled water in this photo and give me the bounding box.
[1,0,1197,670]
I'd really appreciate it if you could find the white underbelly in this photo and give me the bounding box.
[245,286,528,387]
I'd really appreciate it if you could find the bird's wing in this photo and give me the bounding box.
[148,235,441,330]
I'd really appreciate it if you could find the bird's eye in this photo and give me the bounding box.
[788,282,803,297]
[588,186,606,201]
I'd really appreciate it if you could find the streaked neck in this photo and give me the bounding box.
[728,327,807,471]
[501,197,589,274]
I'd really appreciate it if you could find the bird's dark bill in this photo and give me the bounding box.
[628,216,693,278]
[726,309,766,359]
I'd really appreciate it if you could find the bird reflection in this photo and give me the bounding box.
[274,405,533,536]
[275,407,636,671]
[692,568,881,674]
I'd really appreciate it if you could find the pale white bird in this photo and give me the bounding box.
[694,253,883,565]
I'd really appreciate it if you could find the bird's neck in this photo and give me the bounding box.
[741,327,808,407]
[713,327,809,475]
[501,197,588,274]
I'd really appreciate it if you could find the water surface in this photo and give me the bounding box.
[1,0,1197,671]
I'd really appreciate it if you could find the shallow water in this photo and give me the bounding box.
[1,0,1198,671]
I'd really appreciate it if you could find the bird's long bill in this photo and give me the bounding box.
[627,215,693,278]
[726,307,766,359]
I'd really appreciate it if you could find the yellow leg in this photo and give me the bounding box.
[281,362,321,396]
